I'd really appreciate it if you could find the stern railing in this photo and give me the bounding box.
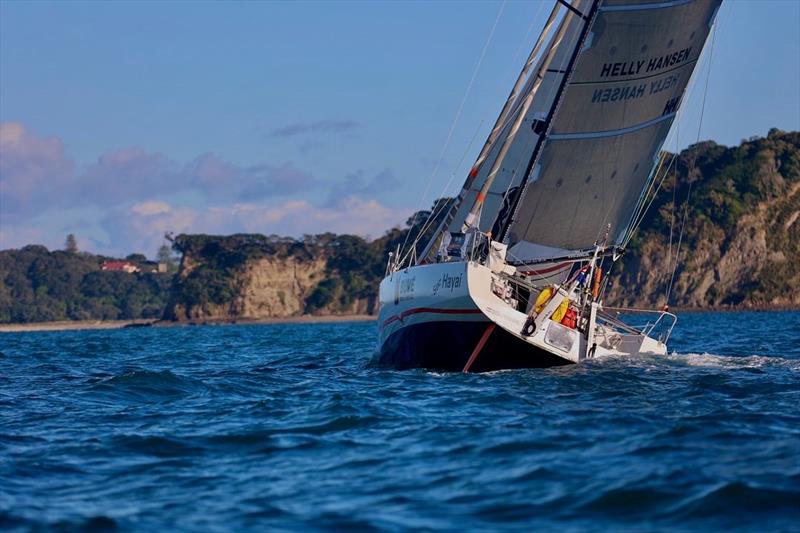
[599,307,678,344]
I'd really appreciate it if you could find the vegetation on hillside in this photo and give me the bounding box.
[0,246,171,323]
[612,128,800,307]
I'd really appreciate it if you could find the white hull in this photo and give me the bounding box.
[377,260,671,371]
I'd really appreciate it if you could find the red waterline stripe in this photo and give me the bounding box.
[380,307,483,332]
[519,262,571,276]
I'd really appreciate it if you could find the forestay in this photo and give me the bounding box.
[504,0,722,263]
[420,0,593,262]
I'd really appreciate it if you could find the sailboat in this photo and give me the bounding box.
[377,0,722,372]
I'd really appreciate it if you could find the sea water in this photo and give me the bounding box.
[1,311,798,531]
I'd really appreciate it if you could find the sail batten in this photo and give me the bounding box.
[503,0,722,261]
[547,111,675,140]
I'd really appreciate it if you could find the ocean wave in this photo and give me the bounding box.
[670,481,800,520]
[4,315,800,531]
[668,352,800,370]
[594,350,800,371]
[110,434,202,458]
[88,368,210,402]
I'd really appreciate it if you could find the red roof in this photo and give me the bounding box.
[102,260,135,270]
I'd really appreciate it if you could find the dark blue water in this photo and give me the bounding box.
[1,311,799,532]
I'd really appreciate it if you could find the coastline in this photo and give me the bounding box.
[0,314,376,333]
[3,307,798,333]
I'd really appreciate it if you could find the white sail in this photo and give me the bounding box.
[449,0,592,235]
[504,0,722,263]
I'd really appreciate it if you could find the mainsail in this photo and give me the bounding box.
[504,0,722,263]
[420,0,721,269]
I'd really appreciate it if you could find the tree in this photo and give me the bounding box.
[126,253,147,263]
[65,234,78,254]
[157,243,176,273]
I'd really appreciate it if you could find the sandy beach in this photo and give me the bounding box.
[0,315,376,333]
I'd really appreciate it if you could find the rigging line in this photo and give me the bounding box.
[419,108,532,259]
[418,0,570,263]
[467,0,566,178]
[620,4,718,251]
[620,125,681,248]
[624,153,668,244]
[666,21,717,303]
[624,150,678,246]
[621,1,726,250]
[663,2,730,290]
[485,1,575,200]
[506,0,548,82]
[665,185,690,302]
[503,0,601,242]
[403,119,486,262]
[398,0,507,265]
[695,22,715,145]
[500,1,579,200]
[506,2,591,240]
[665,120,679,297]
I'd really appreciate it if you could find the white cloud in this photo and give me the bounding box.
[96,196,410,256]
[131,200,172,216]
[0,121,411,256]
[0,122,24,144]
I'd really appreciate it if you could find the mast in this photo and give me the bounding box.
[418,0,586,263]
[464,0,598,233]
[498,0,600,242]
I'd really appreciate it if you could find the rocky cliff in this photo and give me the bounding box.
[164,233,383,322]
[606,129,800,309]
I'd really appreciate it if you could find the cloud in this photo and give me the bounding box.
[324,168,400,207]
[221,196,407,237]
[0,224,46,251]
[80,147,181,205]
[0,122,76,220]
[298,139,326,154]
[235,162,314,200]
[100,201,197,256]
[131,200,172,216]
[0,122,411,256]
[98,196,410,256]
[0,123,317,221]
[182,154,315,199]
[269,120,360,138]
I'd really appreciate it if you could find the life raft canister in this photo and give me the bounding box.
[533,286,554,314]
[560,308,577,329]
[551,298,569,323]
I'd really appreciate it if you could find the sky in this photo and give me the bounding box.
[1,0,799,258]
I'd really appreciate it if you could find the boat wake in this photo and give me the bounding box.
[591,350,800,371]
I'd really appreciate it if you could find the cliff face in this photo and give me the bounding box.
[606,130,800,309]
[164,233,380,322]
[168,255,328,321]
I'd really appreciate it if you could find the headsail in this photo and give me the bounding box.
[419,0,595,262]
[503,0,722,263]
